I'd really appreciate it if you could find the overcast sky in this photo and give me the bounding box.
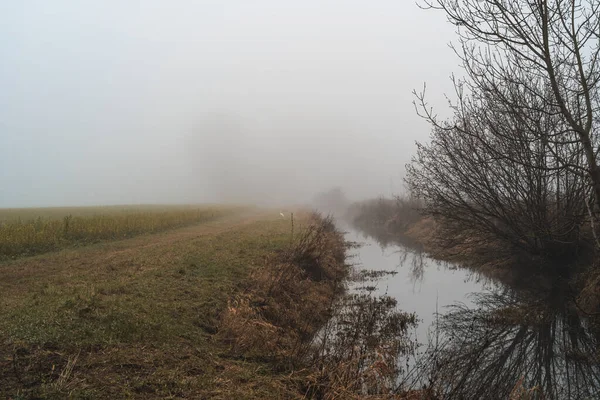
[1,1,458,207]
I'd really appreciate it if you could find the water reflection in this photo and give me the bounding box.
[347,223,600,399]
[351,224,493,287]
[407,284,600,399]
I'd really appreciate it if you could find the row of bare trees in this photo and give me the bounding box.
[407,0,600,262]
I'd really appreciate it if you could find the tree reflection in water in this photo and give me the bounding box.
[408,285,600,399]
[349,223,600,398]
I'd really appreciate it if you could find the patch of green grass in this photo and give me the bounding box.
[0,212,300,399]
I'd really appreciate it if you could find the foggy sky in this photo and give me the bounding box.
[1,1,458,208]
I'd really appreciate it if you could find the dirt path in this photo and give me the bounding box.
[0,210,270,302]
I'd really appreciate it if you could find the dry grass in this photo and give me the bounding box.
[0,204,246,259]
[219,214,348,362]
[299,291,420,400]
[220,214,423,400]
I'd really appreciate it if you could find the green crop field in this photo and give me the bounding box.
[0,204,247,259]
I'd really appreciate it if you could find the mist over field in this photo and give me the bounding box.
[1,1,457,207]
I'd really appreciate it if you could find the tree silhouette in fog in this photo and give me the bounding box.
[408,0,600,261]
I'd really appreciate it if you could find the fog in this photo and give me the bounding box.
[1,1,458,208]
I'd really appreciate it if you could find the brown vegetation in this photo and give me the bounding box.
[219,213,423,399]
[219,214,349,361]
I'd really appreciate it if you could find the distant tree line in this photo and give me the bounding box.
[407,0,600,263]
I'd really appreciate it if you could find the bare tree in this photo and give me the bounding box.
[408,83,592,259]
[408,0,600,257]
[423,0,600,204]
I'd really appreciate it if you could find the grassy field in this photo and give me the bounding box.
[0,210,305,399]
[0,205,247,259]
[0,208,419,399]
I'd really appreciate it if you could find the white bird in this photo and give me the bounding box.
[280,212,285,218]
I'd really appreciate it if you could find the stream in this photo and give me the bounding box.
[344,224,600,400]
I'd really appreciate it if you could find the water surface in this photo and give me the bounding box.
[345,224,600,399]
[344,226,495,346]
